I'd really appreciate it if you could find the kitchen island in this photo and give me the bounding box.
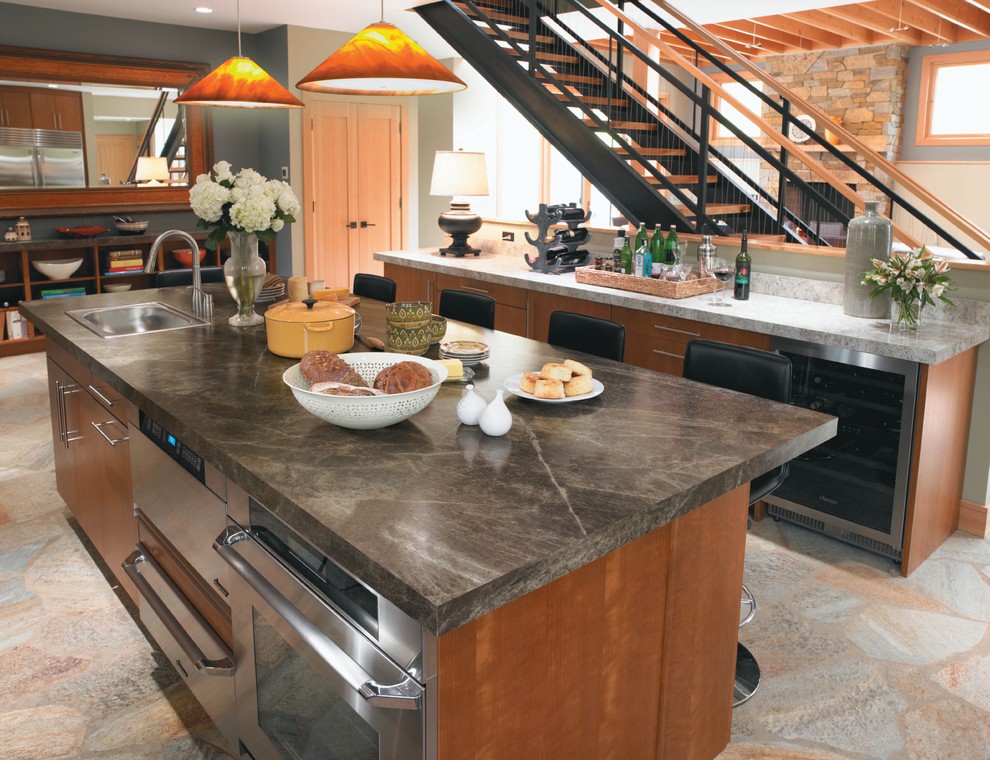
[21,286,834,759]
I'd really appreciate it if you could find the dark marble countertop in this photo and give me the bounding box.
[21,286,836,636]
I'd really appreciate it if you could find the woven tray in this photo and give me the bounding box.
[574,266,717,299]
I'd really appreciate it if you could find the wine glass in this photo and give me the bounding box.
[710,257,733,307]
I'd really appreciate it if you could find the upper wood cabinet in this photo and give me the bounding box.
[26,89,84,131]
[0,87,32,128]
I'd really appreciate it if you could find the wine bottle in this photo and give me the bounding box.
[620,235,633,275]
[733,229,751,300]
[650,227,665,277]
[664,225,680,264]
[612,230,626,271]
[633,223,649,277]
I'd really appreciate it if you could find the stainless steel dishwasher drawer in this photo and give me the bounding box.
[124,548,237,750]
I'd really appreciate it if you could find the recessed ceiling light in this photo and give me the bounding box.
[195,7,214,13]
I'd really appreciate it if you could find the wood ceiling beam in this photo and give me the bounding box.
[827,4,925,44]
[656,33,744,64]
[711,20,808,51]
[962,0,990,13]
[870,0,957,41]
[752,15,849,49]
[906,0,990,36]
[679,26,789,56]
[789,10,878,44]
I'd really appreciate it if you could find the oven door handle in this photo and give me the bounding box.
[215,527,423,711]
[122,550,235,676]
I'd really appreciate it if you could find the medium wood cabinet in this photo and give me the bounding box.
[46,342,137,602]
[435,272,528,337]
[0,87,32,128]
[528,289,611,344]
[386,262,435,304]
[28,90,84,131]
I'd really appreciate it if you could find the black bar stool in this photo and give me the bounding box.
[547,310,625,362]
[353,273,397,303]
[438,289,495,329]
[682,338,793,707]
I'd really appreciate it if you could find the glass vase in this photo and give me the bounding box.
[223,230,266,327]
[843,200,891,318]
[892,298,922,331]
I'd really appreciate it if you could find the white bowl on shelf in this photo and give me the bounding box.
[33,257,83,280]
[103,283,132,293]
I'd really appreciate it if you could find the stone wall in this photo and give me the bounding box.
[760,44,910,215]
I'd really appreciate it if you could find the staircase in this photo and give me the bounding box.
[418,0,990,258]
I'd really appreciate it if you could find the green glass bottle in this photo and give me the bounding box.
[620,234,633,275]
[650,227,665,277]
[664,225,680,265]
[734,229,751,300]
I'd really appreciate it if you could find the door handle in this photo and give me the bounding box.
[57,381,82,445]
[92,420,129,447]
[88,384,117,407]
[360,221,376,228]
[346,221,357,229]
[214,527,424,710]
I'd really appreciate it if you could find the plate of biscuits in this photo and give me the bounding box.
[504,359,603,403]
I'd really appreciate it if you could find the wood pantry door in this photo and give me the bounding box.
[303,100,402,289]
[95,134,136,187]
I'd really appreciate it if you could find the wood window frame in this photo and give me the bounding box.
[916,48,990,147]
[709,71,763,147]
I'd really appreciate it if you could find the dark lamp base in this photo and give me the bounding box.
[437,202,482,258]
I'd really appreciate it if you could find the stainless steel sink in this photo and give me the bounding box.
[67,302,210,338]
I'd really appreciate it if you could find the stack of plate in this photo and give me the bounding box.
[439,340,491,366]
[256,275,286,304]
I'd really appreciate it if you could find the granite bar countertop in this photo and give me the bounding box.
[21,286,835,636]
[375,249,989,365]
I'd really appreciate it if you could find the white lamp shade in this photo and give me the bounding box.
[430,151,489,197]
[135,157,170,182]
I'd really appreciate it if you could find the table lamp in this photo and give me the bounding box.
[135,157,170,186]
[430,150,489,257]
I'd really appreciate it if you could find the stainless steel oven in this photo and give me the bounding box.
[216,492,437,760]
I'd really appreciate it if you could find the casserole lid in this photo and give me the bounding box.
[265,299,355,324]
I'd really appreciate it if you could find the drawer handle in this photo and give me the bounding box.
[88,384,116,407]
[122,550,234,676]
[92,420,129,447]
[459,285,491,295]
[653,324,702,338]
[652,349,685,360]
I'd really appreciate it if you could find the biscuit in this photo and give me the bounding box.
[533,378,565,399]
[539,363,572,382]
[565,374,594,396]
[519,371,540,394]
[563,359,592,377]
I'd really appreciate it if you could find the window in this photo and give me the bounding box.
[917,49,990,146]
[714,79,764,142]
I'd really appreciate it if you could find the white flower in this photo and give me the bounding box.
[189,180,231,223]
[932,283,945,298]
[229,190,276,233]
[213,161,233,182]
[271,218,284,232]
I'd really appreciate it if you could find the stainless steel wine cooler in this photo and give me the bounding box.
[764,337,920,561]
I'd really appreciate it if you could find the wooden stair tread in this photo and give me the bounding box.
[615,146,685,156]
[483,26,553,44]
[584,118,657,131]
[455,3,530,25]
[547,88,628,108]
[536,71,603,85]
[509,48,579,64]
[673,203,751,217]
[645,174,717,185]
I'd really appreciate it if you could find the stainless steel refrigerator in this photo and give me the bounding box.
[0,127,85,188]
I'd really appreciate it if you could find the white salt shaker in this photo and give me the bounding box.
[479,390,512,437]
[456,384,487,426]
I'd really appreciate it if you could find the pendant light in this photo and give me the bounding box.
[296,0,465,96]
[176,0,303,108]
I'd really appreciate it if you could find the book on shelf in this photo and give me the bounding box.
[41,287,86,299]
[103,266,145,276]
[109,258,143,269]
[106,248,143,261]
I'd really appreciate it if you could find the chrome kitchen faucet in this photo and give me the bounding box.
[146,230,214,319]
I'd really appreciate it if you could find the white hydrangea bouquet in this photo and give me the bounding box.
[189,161,300,250]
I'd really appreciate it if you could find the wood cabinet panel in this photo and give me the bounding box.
[0,88,32,128]
[435,272,528,309]
[437,485,748,760]
[384,262,435,304]
[495,304,527,337]
[528,290,612,343]
[28,90,83,131]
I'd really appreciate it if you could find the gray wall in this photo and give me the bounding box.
[0,1,292,261]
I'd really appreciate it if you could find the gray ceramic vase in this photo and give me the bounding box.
[843,201,891,318]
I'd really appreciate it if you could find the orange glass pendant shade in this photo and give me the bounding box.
[176,57,304,108]
[297,22,466,96]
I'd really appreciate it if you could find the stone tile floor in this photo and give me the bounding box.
[1,352,988,759]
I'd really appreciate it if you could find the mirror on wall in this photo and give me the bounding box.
[0,45,213,215]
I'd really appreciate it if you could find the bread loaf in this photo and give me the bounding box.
[300,351,367,387]
[373,361,434,394]
[540,363,572,382]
